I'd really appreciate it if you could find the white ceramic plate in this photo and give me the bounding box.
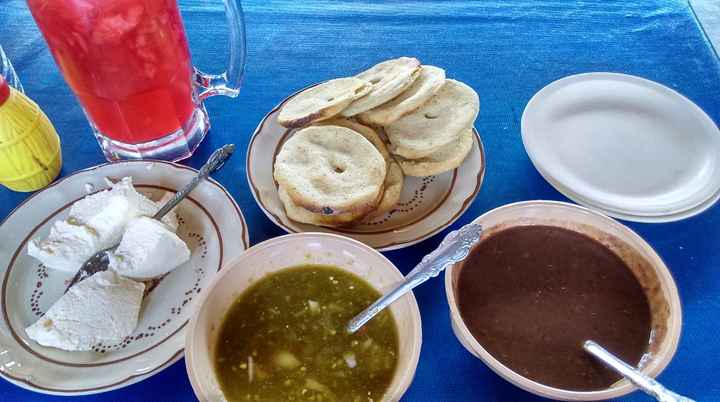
[522,72,720,222]
[0,161,248,395]
[247,86,485,251]
[536,163,720,223]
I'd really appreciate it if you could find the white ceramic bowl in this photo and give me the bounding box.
[186,233,422,402]
[445,201,682,401]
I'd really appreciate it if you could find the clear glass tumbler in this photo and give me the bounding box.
[26,0,246,161]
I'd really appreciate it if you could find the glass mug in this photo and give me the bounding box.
[26,0,246,161]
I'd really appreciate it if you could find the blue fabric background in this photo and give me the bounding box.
[0,1,718,400]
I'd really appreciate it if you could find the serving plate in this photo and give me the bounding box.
[0,160,248,395]
[247,85,485,251]
[522,72,720,222]
[535,163,720,223]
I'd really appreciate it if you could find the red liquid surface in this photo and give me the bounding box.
[27,0,195,144]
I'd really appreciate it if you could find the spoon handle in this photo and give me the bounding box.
[346,222,483,333]
[153,144,235,219]
[583,341,695,402]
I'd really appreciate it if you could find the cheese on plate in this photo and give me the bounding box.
[69,177,177,249]
[25,270,145,351]
[27,220,101,274]
[109,217,191,280]
[28,177,178,272]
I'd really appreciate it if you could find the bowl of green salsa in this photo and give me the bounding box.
[186,233,422,402]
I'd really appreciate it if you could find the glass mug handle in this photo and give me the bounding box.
[192,0,246,100]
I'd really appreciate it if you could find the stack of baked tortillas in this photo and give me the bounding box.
[274,57,480,227]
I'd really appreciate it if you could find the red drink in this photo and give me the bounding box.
[28,0,195,144]
[28,0,245,161]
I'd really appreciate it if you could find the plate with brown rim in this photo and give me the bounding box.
[0,160,248,395]
[246,86,485,251]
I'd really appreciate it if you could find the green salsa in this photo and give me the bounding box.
[214,265,399,402]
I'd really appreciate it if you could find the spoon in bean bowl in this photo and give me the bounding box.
[584,340,695,402]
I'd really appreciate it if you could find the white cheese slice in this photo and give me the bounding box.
[108,217,190,280]
[69,177,177,249]
[27,220,101,273]
[28,177,179,273]
[25,270,145,351]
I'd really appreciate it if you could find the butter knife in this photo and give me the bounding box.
[346,222,483,333]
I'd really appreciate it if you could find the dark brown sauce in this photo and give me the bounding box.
[457,225,651,391]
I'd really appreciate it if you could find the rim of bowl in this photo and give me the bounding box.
[444,200,683,401]
[185,232,423,402]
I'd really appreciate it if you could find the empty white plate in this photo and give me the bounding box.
[522,72,720,222]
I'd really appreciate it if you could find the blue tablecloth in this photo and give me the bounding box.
[1,1,719,401]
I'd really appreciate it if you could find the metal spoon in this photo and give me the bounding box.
[64,144,235,292]
[583,341,695,402]
[346,222,483,333]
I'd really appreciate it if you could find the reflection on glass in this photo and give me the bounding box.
[0,45,23,92]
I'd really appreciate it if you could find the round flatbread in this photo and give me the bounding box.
[341,57,421,117]
[358,65,446,126]
[274,125,386,215]
[367,160,404,218]
[386,79,479,159]
[318,119,403,216]
[317,118,391,160]
[277,77,371,128]
[394,128,475,177]
[277,185,361,226]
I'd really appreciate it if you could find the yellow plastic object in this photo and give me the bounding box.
[0,76,62,192]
